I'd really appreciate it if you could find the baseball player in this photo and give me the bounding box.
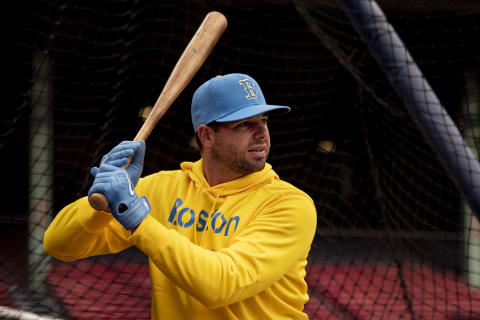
[44,73,317,319]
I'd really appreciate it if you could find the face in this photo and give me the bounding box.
[211,114,270,176]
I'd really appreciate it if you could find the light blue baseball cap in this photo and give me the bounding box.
[191,73,290,132]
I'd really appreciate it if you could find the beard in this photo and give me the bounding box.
[211,139,269,176]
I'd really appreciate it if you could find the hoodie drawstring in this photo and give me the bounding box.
[198,186,224,248]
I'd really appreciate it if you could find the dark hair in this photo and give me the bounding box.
[192,122,221,153]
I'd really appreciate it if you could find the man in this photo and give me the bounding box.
[44,73,317,319]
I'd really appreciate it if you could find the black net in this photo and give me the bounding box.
[2,0,480,319]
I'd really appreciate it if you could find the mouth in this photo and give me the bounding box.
[248,145,266,157]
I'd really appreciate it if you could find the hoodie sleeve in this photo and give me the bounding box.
[131,191,317,309]
[43,197,133,261]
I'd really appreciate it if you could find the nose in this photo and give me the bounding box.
[253,121,268,139]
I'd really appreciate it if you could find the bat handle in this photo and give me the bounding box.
[88,157,133,213]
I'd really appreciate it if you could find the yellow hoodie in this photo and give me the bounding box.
[44,160,317,319]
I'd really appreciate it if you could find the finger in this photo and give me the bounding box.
[96,163,120,174]
[130,140,146,166]
[90,167,99,177]
[107,158,129,168]
[92,175,113,183]
[103,151,132,166]
[88,182,108,197]
[110,141,137,154]
[103,149,134,165]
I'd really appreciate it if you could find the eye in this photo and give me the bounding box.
[235,121,249,129]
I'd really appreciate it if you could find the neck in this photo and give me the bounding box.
[201,155,244,187]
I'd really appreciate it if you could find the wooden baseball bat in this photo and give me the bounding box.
[88,11,228,212]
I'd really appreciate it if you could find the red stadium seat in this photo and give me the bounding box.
[305,262,480,320]
[48,260,151,320]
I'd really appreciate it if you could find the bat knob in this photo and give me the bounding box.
[88,193,111,213]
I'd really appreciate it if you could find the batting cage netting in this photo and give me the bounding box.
[2,0,480,319]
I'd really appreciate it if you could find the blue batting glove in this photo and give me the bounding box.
[88,163,151,230]
[90,140,146,187]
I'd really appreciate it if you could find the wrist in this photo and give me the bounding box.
[115,195,151,230]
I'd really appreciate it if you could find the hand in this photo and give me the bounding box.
[88,163,151,230]
[90,141,146,187]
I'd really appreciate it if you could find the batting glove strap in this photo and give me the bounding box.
[114,195,151,230]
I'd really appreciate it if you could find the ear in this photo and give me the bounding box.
[197,124,215,148]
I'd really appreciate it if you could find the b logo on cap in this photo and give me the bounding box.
[239,79,257,100]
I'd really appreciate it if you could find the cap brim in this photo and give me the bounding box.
[215,105,290,123]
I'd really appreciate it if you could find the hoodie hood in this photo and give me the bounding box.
[180,159,279,197]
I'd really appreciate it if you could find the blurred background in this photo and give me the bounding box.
[2,0,480,319]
